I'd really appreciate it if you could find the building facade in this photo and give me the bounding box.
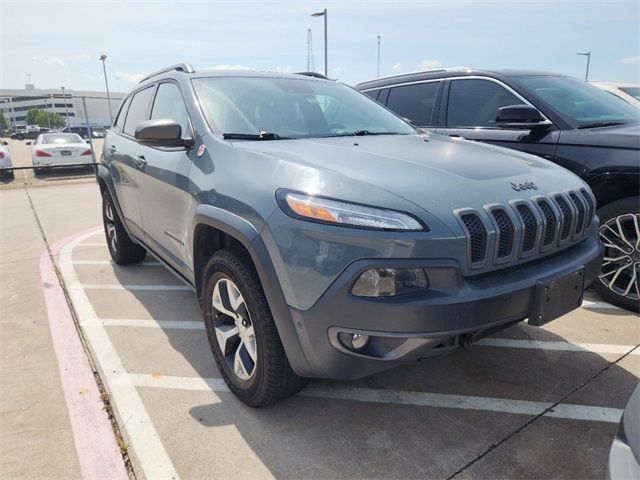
[0,84,125,128]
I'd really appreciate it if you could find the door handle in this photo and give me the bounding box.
[134,155,147,168]
[448,134,462,138]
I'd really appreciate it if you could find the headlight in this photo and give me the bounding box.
[278,191,425,231]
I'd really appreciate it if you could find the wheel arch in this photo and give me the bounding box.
[587,172,640,210]
[192,206,314,376]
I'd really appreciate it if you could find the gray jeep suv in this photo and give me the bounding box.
[99,64,603,406]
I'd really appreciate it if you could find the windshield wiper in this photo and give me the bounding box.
[322,131,403,138]
[577,121,626,129]
[223,132,287,140]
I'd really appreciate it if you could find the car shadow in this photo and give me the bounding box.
[109,265,639,479]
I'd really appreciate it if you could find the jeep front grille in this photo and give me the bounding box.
[460,212,487,265]
[457,190,594,271]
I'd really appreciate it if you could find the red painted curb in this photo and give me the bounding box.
[40,227,128,480]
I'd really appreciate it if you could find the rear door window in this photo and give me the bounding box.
[386,81,441,126]
[123,87,154,136]
[446,79,522,128]
[363,89,380,101]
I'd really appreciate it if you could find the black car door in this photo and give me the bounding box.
[434,77,560,161]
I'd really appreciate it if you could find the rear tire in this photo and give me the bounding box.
[593,196,640,312]
[102,190,146,265]
[202,248,307,407]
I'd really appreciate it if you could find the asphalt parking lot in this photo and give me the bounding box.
[2,179,639,479]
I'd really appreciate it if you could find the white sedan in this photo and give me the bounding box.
[590,81,640,107]
[30,133,94,169]
[0,141,14,180]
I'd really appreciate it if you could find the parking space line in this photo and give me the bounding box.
[40,232,129,480]
[477,338,639,356]
[80,317,640,357]
[122,373,623,424]
[71,260,161,266]
[581,299,623,310]
[59,230,180,480]
[85,319,204,330]
[78,242,107,247]
[80,284,190,291]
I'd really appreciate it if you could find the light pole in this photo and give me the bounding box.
[61,86,69,128]
[577,52,591,81]
[26,73,32,85]
[377,36,381,78]
[99,54,114,124]
[311,9,327,76]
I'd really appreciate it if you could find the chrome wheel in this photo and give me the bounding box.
[598,213,640,301]
[211,278,257,381]
[104,200,118,253]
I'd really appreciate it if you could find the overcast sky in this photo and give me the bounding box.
[1,0,638,93]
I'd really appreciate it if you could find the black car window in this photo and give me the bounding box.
[114,96,132,131]
[123,87,154,136]
[363,89,380,101]
[446,79,522,128]
[386,82,441,126]
[150,83,192,139]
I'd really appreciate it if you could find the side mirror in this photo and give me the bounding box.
[496,105,551,129]
[134,119,192,147]
[3,141,7,145]
[402,117,415,126]
[26,141,32,145]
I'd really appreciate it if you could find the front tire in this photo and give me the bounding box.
[594,196,640,312]
[102,191,146,265]
[202,248,307,407]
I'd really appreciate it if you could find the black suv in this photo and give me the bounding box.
[357,69,640,311]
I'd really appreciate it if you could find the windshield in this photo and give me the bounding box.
[192,76,415,139]
[619,86,640,101]
[514,75,640,128]
[41,133,83,144]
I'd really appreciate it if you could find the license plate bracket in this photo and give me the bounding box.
[529,268,585,326]
[61,150,71,156]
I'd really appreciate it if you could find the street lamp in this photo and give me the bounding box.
[61,86,69,128]
[377,36,381,78]
[311,9,328,76]
[99,54,114,124]
[577,52,591,81]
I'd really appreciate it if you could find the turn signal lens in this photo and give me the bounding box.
[81,149,93,156]
[352,268,428,297]
[35,149,53,157]
[282,192,424,231]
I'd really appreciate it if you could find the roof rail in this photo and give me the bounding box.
[295,71,330,80]
[356,66,472,86]
[139,63,195,83]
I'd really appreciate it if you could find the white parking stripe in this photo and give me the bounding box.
[71,260,161,266]
[60,232,180,479]
[477,338,639,356]
[85,317,639,357]
[80,284,190,291]
[123,373,623,424]
[78,242,107,247]
[84,319,204,330]
[581,299,622,310]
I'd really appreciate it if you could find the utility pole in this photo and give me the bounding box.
[307,29,315,72]
[577,52,591,81]
[311,9,328,76]
[377,36,381,78]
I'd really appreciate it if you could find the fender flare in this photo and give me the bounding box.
[192,205,314,377]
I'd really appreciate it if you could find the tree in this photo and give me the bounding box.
[25,108,66,129]
[0,110,7,130]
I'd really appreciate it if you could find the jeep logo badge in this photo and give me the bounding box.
[511,181,538,191]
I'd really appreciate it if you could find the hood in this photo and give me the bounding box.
[559,122,640,149]
[232,133,587,234]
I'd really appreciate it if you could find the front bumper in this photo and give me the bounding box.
[288,233,603,379]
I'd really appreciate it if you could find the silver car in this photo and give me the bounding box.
[0,141,13,180]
